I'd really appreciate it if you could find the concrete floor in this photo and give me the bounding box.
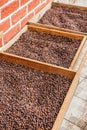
[60,40,87,130]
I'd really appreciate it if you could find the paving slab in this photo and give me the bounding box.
[60,119,82,130]
[74,41,87,71]
[65,96,87,129]
[75,78,87,102]
[80,64,87,78]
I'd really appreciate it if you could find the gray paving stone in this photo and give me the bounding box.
[75,78,87,101]
[65,96,87,128]
[60,119,82,130]
[80,65,87,78]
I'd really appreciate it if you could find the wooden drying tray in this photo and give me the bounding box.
[28,24,86,69]
[1,24,86,69]
[52,2,87,35]
[0,51,86,130]
[34,2,87,35]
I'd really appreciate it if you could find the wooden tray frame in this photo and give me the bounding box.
[28,24,87,69]
[1,24,86,69]
[35,2,87,35]
[52,2,87,11]
[0,51,87,130]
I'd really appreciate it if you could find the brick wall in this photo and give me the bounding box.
[0,0,52,47]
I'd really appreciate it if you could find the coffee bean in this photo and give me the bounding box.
[0,60,72,130]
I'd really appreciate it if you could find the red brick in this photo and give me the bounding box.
[11,7,26,25]
[46,0,52,4]
[1,0,19,19]
[28,0,40,12]
[20,0,29,6]
[21,12,34,28]
[0,38,2,47]
[0,18,10,32]
[4,23,20,43]
[0,0,8,7]
[35,2,45,14]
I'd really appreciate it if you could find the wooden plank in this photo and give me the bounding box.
[52,51,87,130]
[52,2,87,10]
[28,22,87,36]
[28,24,84,40]
[69,36,87,69]
[0,52,76,79]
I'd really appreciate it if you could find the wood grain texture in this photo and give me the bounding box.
[28,24,84,39]
[0,52,76,79]
[28,22,87,36]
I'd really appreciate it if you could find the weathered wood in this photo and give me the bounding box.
[52,2,87,10]
[28,22,87,36]
[69,36,87,69]
[0,52,76,79]
[52,51,87,130]
[28,24,84,40]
